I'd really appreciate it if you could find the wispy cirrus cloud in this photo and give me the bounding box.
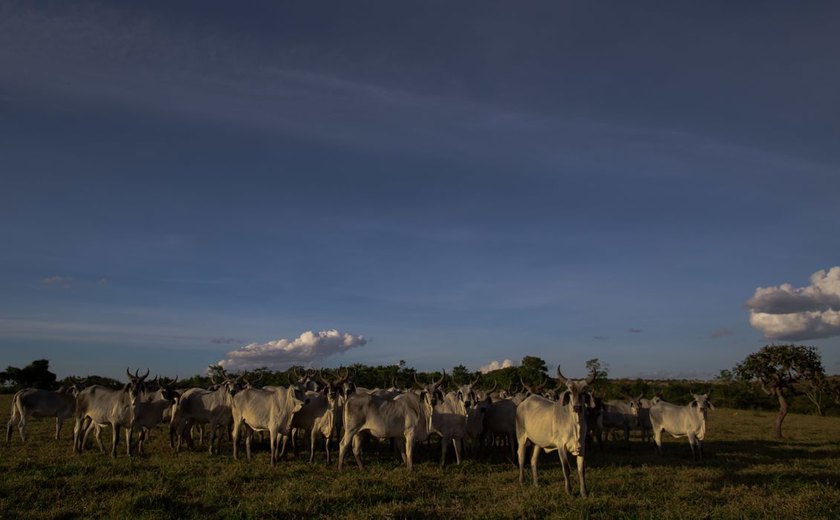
[211,337,243,345]
[710,327,734,339]
[747,267,840,341]
[41,275,72,288]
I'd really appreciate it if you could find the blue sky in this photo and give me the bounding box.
[1,1,839,380]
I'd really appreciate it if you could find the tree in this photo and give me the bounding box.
[451,364,471,385]
[0,359,57,390]
[799,372,828,416]
[519,355,548,385]
[585,358,610,388]
[734,345,825,439]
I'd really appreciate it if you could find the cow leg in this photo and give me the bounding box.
[324,434,331,465]
[576,454,588,498]
[653,427,663,455]
[55,417,62,440]
[269,430,277,467]
[352,434,365,469]
[688,433,699,461]
[309,430,317,464]
[17,415,27,443]
[279,433,288,459]
[453,437,462,465]
[530,444,542,487]
[125,427,133,457]
[558,450,572,495]
[404,433,415,471]
[72,417,82,453]
[337,430,352,471]
[246,429,254,460]
[516,433,528,484]
[207,421,216,454]
[232,421,240,460]
[111,424,120,458]
[440,435,450,468]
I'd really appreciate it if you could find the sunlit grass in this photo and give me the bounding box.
[2,397,839,519]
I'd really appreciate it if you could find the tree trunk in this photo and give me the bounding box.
[773,389,788,439]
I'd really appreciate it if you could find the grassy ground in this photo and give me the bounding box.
[1,396,839,519]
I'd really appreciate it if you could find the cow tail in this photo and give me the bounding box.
[7,392,23,441]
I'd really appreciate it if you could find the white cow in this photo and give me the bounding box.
[649,393,714,461]
[516,367,596,497]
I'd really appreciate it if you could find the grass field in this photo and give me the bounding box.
[1,395,839,519]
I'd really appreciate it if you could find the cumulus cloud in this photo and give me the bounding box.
[479,359,515,373]
[42,275,71,288]
[217,329,367,371]
[747,267,840,340]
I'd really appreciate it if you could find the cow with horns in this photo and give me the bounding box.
[73,368,149,457]
[516,366,596,497]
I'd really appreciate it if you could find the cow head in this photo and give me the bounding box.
[211,369,242,396]
[690,393,714,413]
[317,370,341,406]
[159,376,180,402]
[556,365,597,413]
[414,370,446,407]
[519,374,548,397]
[556,365,596,456]
[456,374,481,409]
[125,368,149,397]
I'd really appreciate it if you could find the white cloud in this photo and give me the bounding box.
[479,358,515,374]
[42,275,71,288]
[747,267,840,340]
[217,329,367,372]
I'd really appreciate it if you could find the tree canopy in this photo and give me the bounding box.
[0,359,57,390]
[734,344,825,438]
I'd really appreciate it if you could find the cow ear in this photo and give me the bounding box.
[586,393,596,408]
[561,391,571,406]
[690,401,698,408]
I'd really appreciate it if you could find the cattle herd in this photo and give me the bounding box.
[5,365,715,498]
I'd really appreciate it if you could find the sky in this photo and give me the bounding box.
[1,1,839,381]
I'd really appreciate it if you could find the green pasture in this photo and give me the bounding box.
[1,395,839,519]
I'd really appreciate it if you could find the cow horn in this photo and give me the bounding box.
[413,372,426,389]
[140,368,150,381]
[316,369,330,386]
[636,393,643,401]
[556,366,569,386]
[487,380,498,393]
[470,374,481,387]
[127,367,134,380]
[334,368,348,385]
[171,376,179,385]
[434,370,446,388]
[252,371,263,384]
[209,373,218,385]
[519,375,537,395]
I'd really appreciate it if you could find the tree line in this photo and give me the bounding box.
[3,345,839,434]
